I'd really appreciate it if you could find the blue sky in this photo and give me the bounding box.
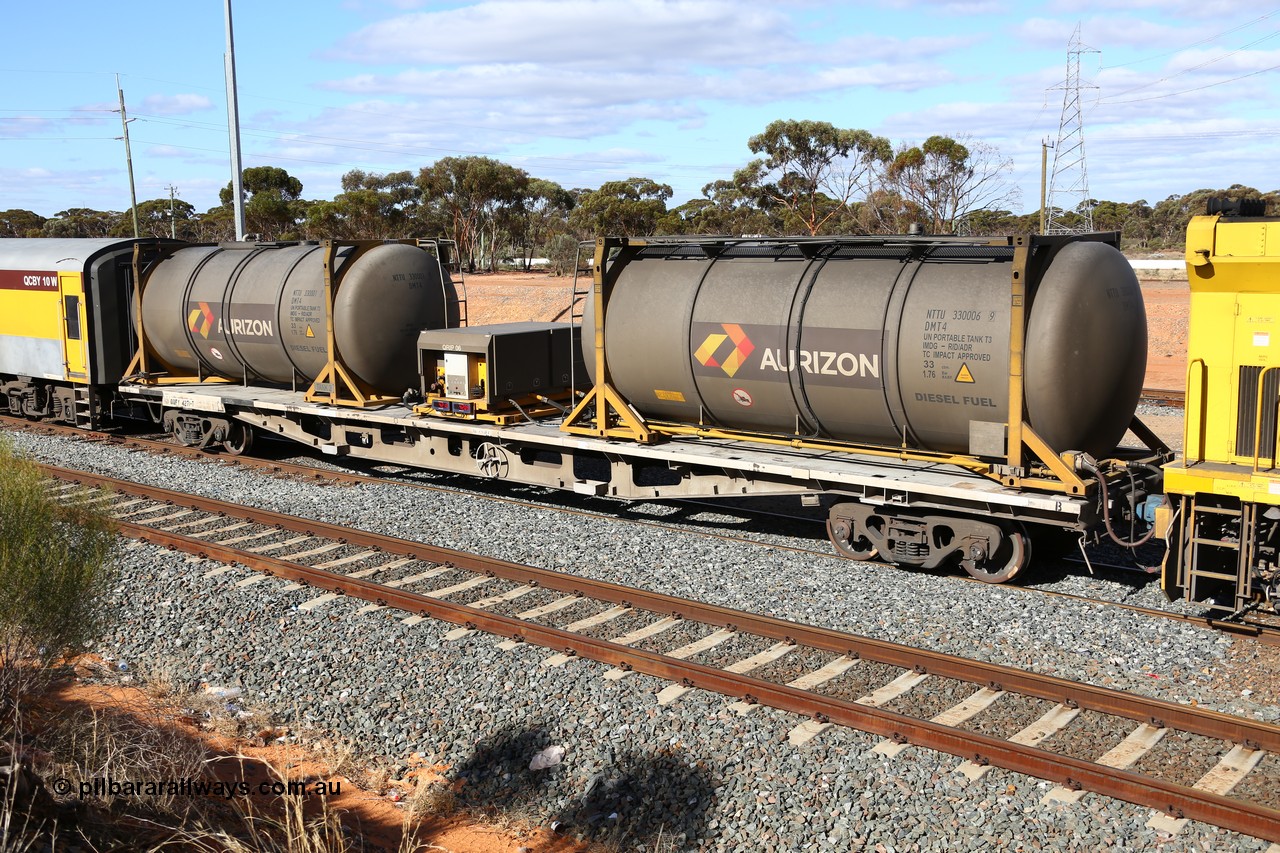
[3,0,1277,219]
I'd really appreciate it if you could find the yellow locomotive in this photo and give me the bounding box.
[1161,199,1280,615]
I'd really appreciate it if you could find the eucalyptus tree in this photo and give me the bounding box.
[41,209,122,238]
[305,169,421,239]
[125,197,198,239]
[513,178,575,270]
[417,156,531,271]
[568,177,673,237]
[0,209,46,237]
[734,119,891,236]
[220,166,305,240]
[666,178,778,235]
[883,135,1018,235]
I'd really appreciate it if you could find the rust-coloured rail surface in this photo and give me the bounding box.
[8,414,1279,646]
[1141,387,1186,407]
[43,463,1280,843]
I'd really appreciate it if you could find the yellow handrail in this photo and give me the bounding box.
[1184,358,1206,464]
[1254,365,1280,473]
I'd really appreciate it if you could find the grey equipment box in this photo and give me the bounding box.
[417,322,585,406]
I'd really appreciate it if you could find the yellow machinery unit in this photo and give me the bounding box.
[415,322,583,424]
[1162,198,1280,614]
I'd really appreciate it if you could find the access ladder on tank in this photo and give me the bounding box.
[567,241,597,394]
[569,241,594,326]
[416,238,468,328]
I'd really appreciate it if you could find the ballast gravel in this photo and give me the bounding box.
[7,426,1277,851]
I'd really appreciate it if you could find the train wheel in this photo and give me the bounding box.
[827,517,878,561]
[961,523,1030,583]
[222,423,255,457]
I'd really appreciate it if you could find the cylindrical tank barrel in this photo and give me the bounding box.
[141,242,457,395]
[586,239,1146,457]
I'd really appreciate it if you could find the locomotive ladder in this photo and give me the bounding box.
[1183,496,1254,614]
[72,387,94,429]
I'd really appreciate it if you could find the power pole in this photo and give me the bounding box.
[167,184,179,239]
[115,74,140,238]
[224,0,247,241]
[1045,24,1098,234]
[1039,140,1051,234]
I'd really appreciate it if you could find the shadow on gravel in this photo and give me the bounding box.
[451,724,714,847]
[1019,534,1165,595]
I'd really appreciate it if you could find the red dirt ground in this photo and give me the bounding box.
[37,663,588,853]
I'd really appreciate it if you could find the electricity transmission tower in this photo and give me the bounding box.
[1045,24,1098,234]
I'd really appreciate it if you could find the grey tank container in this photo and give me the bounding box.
[141,242,457,395]
[585,239,1146,458]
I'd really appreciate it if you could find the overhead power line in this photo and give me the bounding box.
[1101,30,1280,101]
[1101,61,1280,105]
[1101,8,1280,69]
[126,114,719,178]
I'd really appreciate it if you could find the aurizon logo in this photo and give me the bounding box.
[187,302,214,339]
[694,323,755,378]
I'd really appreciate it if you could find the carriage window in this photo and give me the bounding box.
[64,295,81,340]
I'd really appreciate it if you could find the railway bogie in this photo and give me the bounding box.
[827,502,1033,582]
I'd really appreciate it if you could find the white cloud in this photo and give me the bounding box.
[1059,0,1260,19]
[331,0,972,70]
[141,94,214,116]
[331,0,792,67]
[146,144,205,159]
[302,0,980,160]
[877,0,1005,13]
[0,117,52,137]
[0,167,121,214]
[323,58,951,106]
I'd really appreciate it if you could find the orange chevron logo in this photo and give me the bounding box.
[694,323,755,378]
[187,302,214,339]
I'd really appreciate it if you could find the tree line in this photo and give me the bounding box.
[2,120,1276,272]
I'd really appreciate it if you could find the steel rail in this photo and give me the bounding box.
[16,417,1280,646]
[47,464,1280,819]
[100,501,1280,843]
[44,462,1280,751]
[1140,387,1186,407]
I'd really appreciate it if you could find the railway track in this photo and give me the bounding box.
[8,414,1280,647]
[1140,387,1185,407]
[42,462,1280,843]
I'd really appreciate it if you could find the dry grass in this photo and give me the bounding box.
[47,699,207,817]
[167,757,355,853]
[169,753,452,853]
[406,776,456,819]
[0,445,551,851]
[313,738,360,782]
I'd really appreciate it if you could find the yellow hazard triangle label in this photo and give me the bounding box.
[305,325,315,338]
[955,363,975,383]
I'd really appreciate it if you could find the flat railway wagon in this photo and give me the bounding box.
[0,229,1173,585]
